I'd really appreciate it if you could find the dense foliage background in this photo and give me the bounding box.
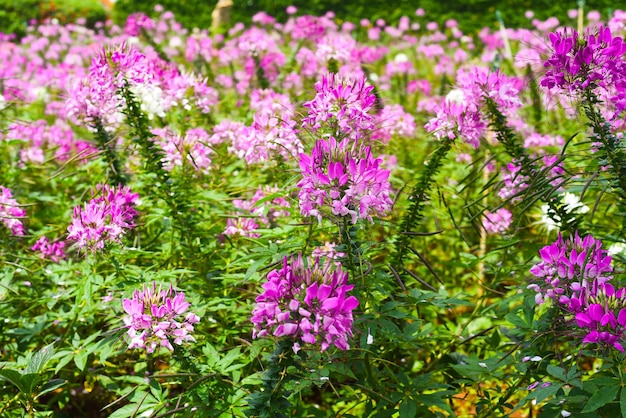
[0,1,625,418]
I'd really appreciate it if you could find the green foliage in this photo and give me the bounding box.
[0,0,106,39]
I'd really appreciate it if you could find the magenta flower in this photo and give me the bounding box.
[297,137,393,224]
[528,232,626,351]
[67,185,139,251]
[0,186,26,236]
[541,26,626,121]
[574,283,626,352]
[425,68,523,148]
[528,232,613,307]
[123,283,200,353]
[32,236,66,262]
[251,255,359,353]
[302,73,377,142]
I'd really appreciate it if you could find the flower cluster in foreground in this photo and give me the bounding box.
[123,282,200,353]
[251,255,359,353]
[528,232,626,351]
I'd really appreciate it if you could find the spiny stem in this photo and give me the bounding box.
[392,138,452,267]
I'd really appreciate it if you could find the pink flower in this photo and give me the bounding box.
[483,208,513,234]
[32,236,66,262]
[0,186,26,236]
[67,185,139,252]
[297,137,393,224]
[302,73,376,142]
[123,282,199,353]
[251,255,358,353]
[425,68,523,148]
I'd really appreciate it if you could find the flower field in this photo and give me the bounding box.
[0,4,625,417]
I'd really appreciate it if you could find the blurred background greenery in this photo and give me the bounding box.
[0,0,619,39]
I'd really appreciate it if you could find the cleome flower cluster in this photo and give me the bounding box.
[123,282,200,353]
[67,184,139,251]
[251,254,359,353]
[528,232,626,351]
[0,186,26,236]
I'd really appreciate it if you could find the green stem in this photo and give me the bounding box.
[92,118,128,186]
[392,138,452,267]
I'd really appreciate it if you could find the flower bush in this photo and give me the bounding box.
[0,4,625,418]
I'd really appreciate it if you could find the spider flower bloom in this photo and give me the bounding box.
[425,67,523,148]
[302,73,377,142]
[541,26,626,93]
[528,232,613,307]
[251,255,359,353]
[123,283,200,353]
[574,283,626,352]
[32,236,66,262]
[67,185,139,251]
[0,186,26,236]
[297,137,393,224]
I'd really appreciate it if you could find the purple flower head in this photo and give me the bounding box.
[425,68,523,148]
[67,185,139,252]
[297,137,393,224]
[0,186,26,236]
[251,255,359,353]
[302,73,377,142]
[541,26,626,122]
[574,283,626,352]
[529,232,613,308]
[123,282,200,353]
[32,236,66,262]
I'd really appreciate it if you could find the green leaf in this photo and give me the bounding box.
[74,349,89,372]
[25,343,55,375]
[35,379,66,399]
[0,369,26,392]
[20,373,43,395]
[97,335,119,365]
[546,364,567,382]
[399,399,417,418]
[620,386,626,418]
[581,384,619,413]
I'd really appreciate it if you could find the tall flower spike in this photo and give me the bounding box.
[251,255,359,353]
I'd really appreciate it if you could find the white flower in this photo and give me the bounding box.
[394,53,409,63]
[367,328,374,345]
[561,410,571,417]
[478,362,488,368]
[608,242,626,256]
[562,192,589,214]
[132,84,166,119]
[540,192,589,232]
[445,89,465,104]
